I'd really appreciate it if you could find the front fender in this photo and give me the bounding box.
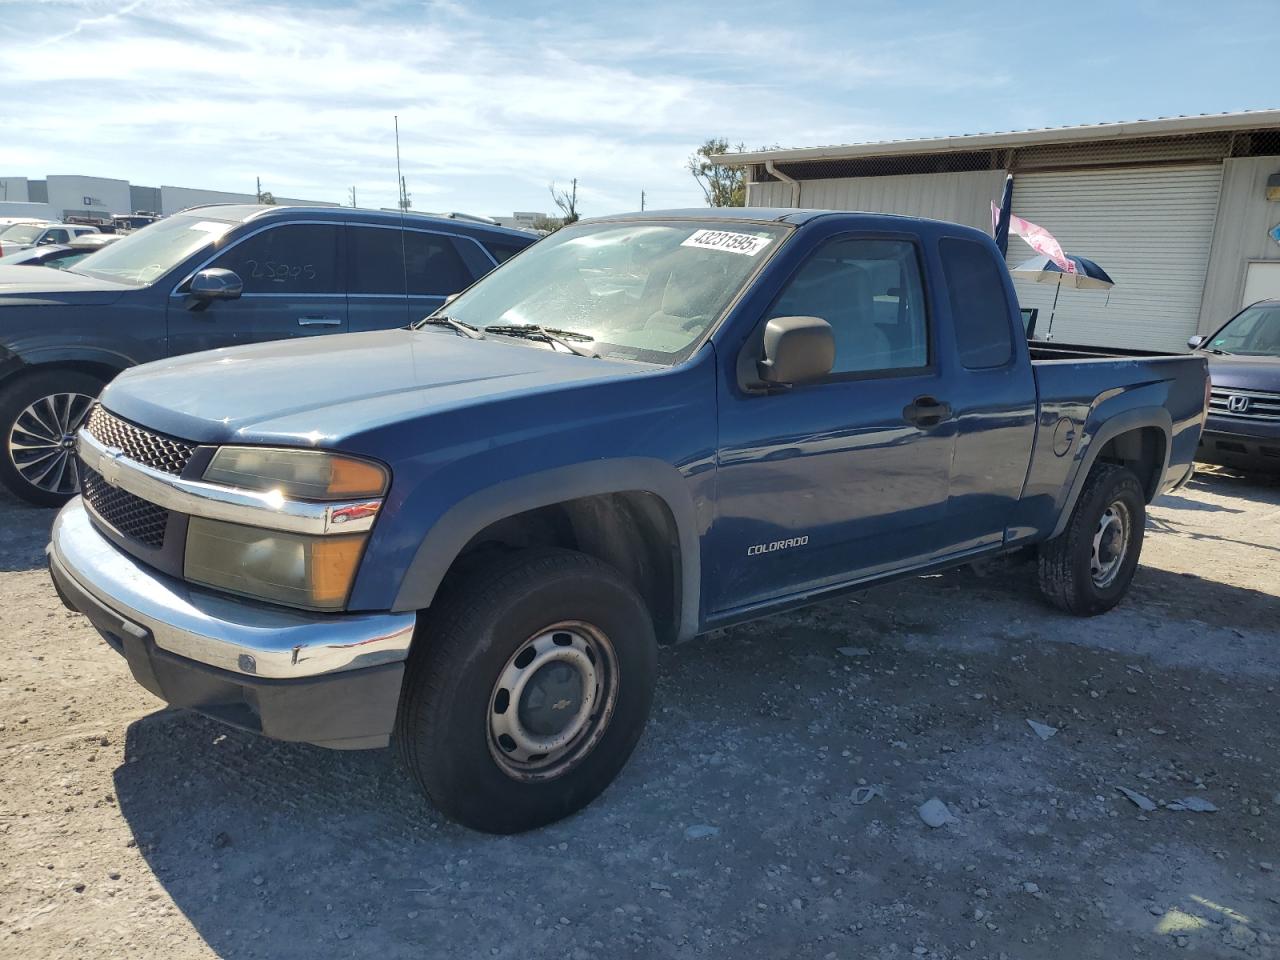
[389,457,702,640]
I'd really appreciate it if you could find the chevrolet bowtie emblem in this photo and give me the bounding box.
[552,698,572,711]
[99,446,126,485]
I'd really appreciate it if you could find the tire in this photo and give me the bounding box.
[1037,463,1146,616]
[0,370,105,507]
[396,548,658,833]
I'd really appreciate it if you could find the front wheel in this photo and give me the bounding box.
[1037,463,1146,616]
[0,370,104,507]
[396,548,657,833]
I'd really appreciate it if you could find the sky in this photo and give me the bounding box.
[0,0,1275,218]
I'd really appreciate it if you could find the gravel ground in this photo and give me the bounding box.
[1,468,1277,960]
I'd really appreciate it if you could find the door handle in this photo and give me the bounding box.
[903,395,952,427]
[298,316,341,327]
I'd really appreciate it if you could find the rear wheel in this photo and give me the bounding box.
[1037,463,1146,616]
[0,370,104,507]
[396,548,657,833]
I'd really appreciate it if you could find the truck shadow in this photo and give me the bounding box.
[109,550,1280,960]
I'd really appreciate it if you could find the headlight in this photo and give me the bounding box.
[203,447,388,500]
[185,518,367,611]
[185,447,389,611]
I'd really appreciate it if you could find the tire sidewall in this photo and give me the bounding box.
[413,562,656,832]
[1071,469,1146,610]
[0,370,105,507]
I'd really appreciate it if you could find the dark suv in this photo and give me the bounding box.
[1191,299,1280,473]
[0,204,535,504]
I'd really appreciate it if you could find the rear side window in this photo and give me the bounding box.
[940,237,1014,368]
[347,226,406,294]
[484,239,529,264]
[348,227,474,297]
[403,231,473,296]
[213,223,341,294]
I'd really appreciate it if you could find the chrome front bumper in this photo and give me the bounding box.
[48,497,415,680]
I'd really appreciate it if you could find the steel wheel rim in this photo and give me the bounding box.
[7,392,95,495]
[1090,499,1131,588]
[488,621,619,782]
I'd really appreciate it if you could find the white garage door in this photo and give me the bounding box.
[1006,165,1222,352]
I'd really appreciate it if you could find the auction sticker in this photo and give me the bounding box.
[680,229,772,256]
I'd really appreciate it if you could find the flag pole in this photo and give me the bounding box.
[1046,282,1063,340]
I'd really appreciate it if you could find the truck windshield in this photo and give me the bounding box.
[73,214,236,286]
[1209,303,1280,357]
[436,219,790,363]
[1,224,46,244]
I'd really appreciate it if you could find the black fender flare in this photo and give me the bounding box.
[0,345,133,388]
[1050,405,1171,539]
[391,457,702,640]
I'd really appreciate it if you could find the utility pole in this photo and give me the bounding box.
[256,176,262,203]
[348,186,358,208]
[640,190,645,211]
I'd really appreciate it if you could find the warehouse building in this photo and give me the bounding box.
[0,174,337,220]
[725,110,1280,352]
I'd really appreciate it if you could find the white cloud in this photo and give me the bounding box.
[0,0,998,215]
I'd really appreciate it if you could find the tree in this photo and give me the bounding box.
[687,138,747,207]
[550,178,579,224]
[530,215,562,233]
[255,176,277,205]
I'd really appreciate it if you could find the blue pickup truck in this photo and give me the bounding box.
[47,209,1208,833]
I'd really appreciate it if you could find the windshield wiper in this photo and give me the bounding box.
[1206,347,1232,356]
[417,314,485,339]
[483,324,597,358]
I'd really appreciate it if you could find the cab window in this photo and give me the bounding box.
[766,237,928,375]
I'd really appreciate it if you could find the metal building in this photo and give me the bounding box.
[725,111,1280,352]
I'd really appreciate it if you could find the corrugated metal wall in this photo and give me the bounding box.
[1198,156,1280,330]
[1005,166,1222,352]
[746,170,1006,231]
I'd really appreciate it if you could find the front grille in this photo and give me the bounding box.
[1209,388,1280,422]
[85,405,197,475]
[80,464,168,548]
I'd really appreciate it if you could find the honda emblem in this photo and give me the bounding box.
[1226,394,1251,414]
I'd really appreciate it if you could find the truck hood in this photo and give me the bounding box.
[1206,353,1280,392]
[0,265,134,306]
[101,328,652,445]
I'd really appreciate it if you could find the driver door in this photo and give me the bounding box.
[166,222,348,356]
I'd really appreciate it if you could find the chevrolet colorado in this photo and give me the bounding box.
[47,209,1208,833]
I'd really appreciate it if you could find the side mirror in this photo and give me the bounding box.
[189,268,243,301]
[758,316,834,386]
[1187,334,1206,350]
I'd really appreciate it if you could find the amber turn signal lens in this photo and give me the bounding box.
[308,536,368,605]
[325,457,389,498]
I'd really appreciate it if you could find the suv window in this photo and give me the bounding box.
[348,227,474,297]
[347,225,405,295]
[767,237,928,374]
[213,223,341,294]
[484,239,529,264]
[940,237,1014,369]
[404,231,473,296]
[44,229,69,244]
